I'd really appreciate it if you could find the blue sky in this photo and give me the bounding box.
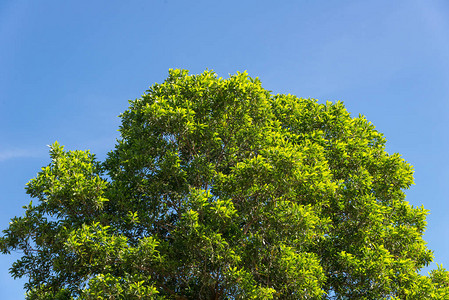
[1,0,448,298]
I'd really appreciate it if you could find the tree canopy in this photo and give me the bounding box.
[1,69,448,299]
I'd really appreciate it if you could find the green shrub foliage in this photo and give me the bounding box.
[1,69,448,299]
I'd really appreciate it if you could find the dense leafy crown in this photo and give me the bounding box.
[1,69,448,299]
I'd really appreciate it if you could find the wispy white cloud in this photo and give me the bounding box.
[0,148,45,162]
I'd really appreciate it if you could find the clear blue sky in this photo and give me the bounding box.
[1,0,448,298]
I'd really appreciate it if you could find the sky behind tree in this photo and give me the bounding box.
[1,1,448,298]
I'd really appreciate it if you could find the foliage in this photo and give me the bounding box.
[1,69,448,299]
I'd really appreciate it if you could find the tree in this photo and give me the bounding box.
[1,69,448,299]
